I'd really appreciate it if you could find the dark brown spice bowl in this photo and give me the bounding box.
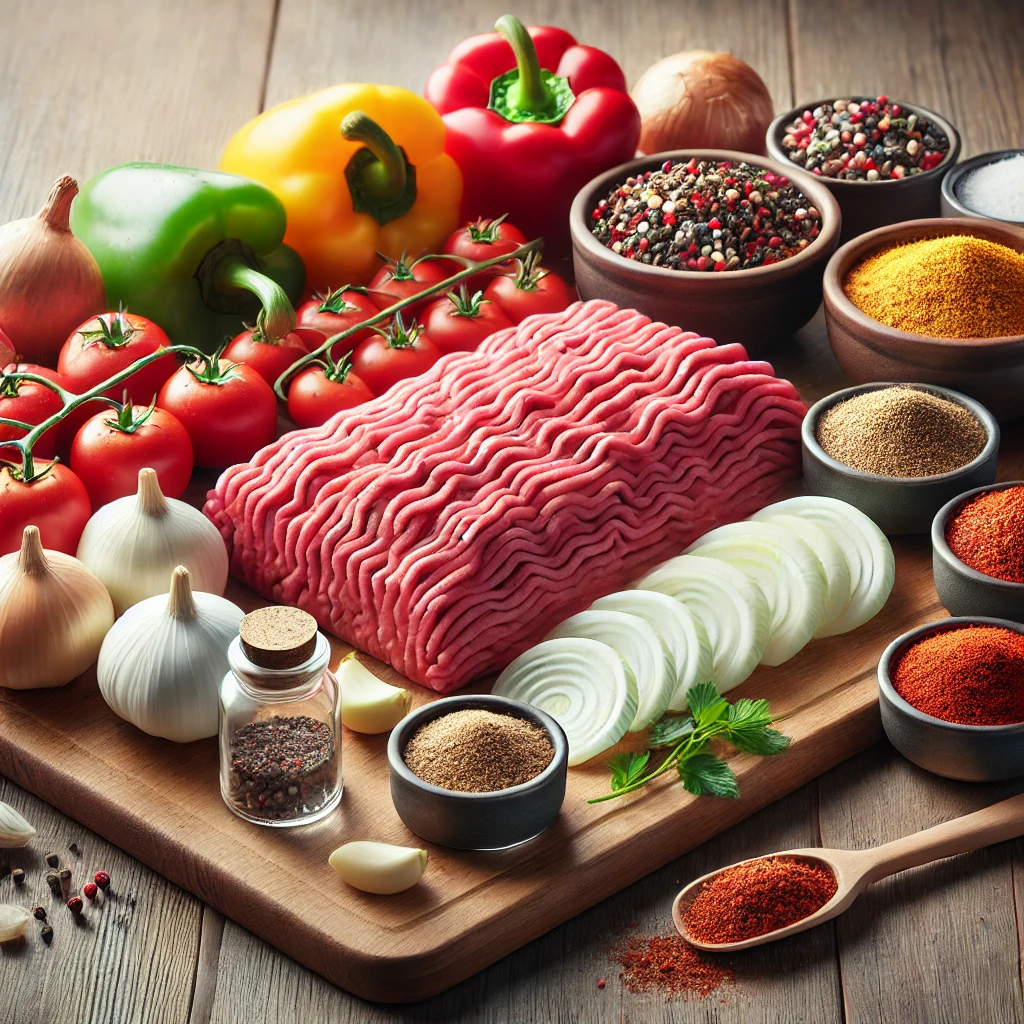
[931,482,1024,622]
[801,383,999,536]
[766,98,960,242]
[878,617,1024,782]
[821,218,1024,422]
[387,694,568,851]
[941,150,1024,225]
[569,149,841,349]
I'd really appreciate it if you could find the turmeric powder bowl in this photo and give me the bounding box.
[822,218,1024,421]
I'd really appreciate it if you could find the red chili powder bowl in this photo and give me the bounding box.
[945,484,1024,584]
[891,624,1024,726]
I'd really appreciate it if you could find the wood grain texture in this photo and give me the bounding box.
[0,778,201,1024]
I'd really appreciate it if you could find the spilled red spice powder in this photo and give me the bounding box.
[892,625,1024,726]
[946,485,1024,584]
[683,857,837,944]
[615,934,733,997]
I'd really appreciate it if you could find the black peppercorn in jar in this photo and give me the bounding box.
[218,606,342,827]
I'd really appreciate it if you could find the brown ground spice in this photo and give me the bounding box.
[403,709,554,793]
[816,385,987,477]
[615,934,733,998]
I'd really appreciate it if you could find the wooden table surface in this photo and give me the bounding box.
[2,0,1024,1021]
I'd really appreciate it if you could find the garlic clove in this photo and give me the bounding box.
[0,799,36,848]
[338,653,412,734]
[0,904,32,941]
[328,841,428,895]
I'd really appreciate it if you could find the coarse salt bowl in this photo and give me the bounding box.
[821,217,1024,421]
[931,482,1024,622]
[767,97,960,242]
[569,149,841,349]
[801,382,999,535]
[387,694,568,851]
[941,150,1024,226]
[878,617,1024,782]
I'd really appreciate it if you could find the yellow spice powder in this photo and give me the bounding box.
[843,234,1024,339]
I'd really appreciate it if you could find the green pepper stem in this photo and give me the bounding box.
[494,16,549,112]
[341,112,407,202]
[216,257,296,341]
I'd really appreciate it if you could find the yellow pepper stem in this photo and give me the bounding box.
[342,111,417,225]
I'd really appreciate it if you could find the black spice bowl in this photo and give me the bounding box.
[932,482,1024,622]
[387,694,568,851]
[878,617,1024,781]
[801,383,1000,535]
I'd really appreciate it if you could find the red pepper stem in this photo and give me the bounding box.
[216,257,296,342]
[341,112,407,202]
[494,16,548,111]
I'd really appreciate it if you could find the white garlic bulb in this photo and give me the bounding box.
[77,467,228,616]
[97,565,243,742]
[0,799,36,848]
[0,526,114,689]
[328,841,428,894]
[0,904,31,941]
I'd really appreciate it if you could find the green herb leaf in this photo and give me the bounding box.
[608,751,650,792]
[648,715,695,749]
[678,753,739,798]
[726,698,774,731]
[686,681,728,724]
[728,726,792,756]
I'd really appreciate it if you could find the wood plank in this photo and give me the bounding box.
[0,0,276,222]
[0,778,201,1024]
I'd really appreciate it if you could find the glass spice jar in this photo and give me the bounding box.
[218,606,342,827]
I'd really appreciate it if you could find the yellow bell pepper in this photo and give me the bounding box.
[221,84,462,290]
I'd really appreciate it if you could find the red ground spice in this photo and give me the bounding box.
[615,934,733,998]
[683,857,838,944]
[892,625,1024,725]
[946,486,1024,584]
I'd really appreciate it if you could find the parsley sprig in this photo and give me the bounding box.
[589,681,790,804]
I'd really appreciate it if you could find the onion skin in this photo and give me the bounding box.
[631,51,775,157]
[0,176,107,368]
[0,327,13,367]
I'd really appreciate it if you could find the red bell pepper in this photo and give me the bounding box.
[425,15,640,258]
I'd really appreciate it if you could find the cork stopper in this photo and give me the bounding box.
[239,606,319,670]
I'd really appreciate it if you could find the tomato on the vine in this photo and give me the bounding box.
[0,364,65,459]
[296,287,378,351]
[71,401,194,507]
[368,255,452,313]
[442,215,527,279]
[351,314,441,395]
[421,287,514,355]
[287,352,375,429]
[157,355,277,469]
[0,462,92,557]
[483,252,574,324]
[222,326,317,389]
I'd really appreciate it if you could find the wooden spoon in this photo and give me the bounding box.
[673,790,1024,951]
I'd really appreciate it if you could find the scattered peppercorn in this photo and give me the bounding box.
[69,842,81,856]
[589,158,820,271]
[945,485,1024,584]
[94,871,110,891]
[59,868,72,897]
[781,96,949,180]
[32,906,46,921]
[615,934,733,997]
[45,871,62,896]
[67,896,83,915]
[683,857,838,944]
[83,882,98,900]
[40,925,53,945]
[44,852,59,869]
[11,867,25,886]
[596,978,606,989]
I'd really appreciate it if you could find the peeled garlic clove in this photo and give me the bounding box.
[329,841,427,895]
[338,654,412,734]
[0,904,31,941]
[0,800,36,848]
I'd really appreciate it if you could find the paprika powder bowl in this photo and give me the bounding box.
[388,694,568,851]
[822,218,1024,422]
[932,482,1024,622]
[570,149,841,348]
[801,383,1000,535]
[766,98,960,243]
[878,617,1024,782]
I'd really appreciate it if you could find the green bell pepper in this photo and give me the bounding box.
[70,163,305,353]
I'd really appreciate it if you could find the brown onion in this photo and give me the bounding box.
[631,51,775,157]
[0,176,106,367]
[0,327,13,368]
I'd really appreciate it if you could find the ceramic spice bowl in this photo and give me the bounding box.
[821,218,1024,421]
[766,98,961,242]
[801,383,999,535]
[387,694,568,851]
[569,148,841,349]
[941,149,1024,225]
[932,481,1024,622]
[878,617,1024,782]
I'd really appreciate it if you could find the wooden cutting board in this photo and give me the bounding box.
[0,526,941,1002]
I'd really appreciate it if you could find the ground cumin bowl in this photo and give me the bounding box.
[821,218,1024,421]
[878,617,1024,782]
[801,383,999,535]
[569,148,841,349]
[932,482,1024,621]
[387,694,568,851]
[767,98,960,242]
